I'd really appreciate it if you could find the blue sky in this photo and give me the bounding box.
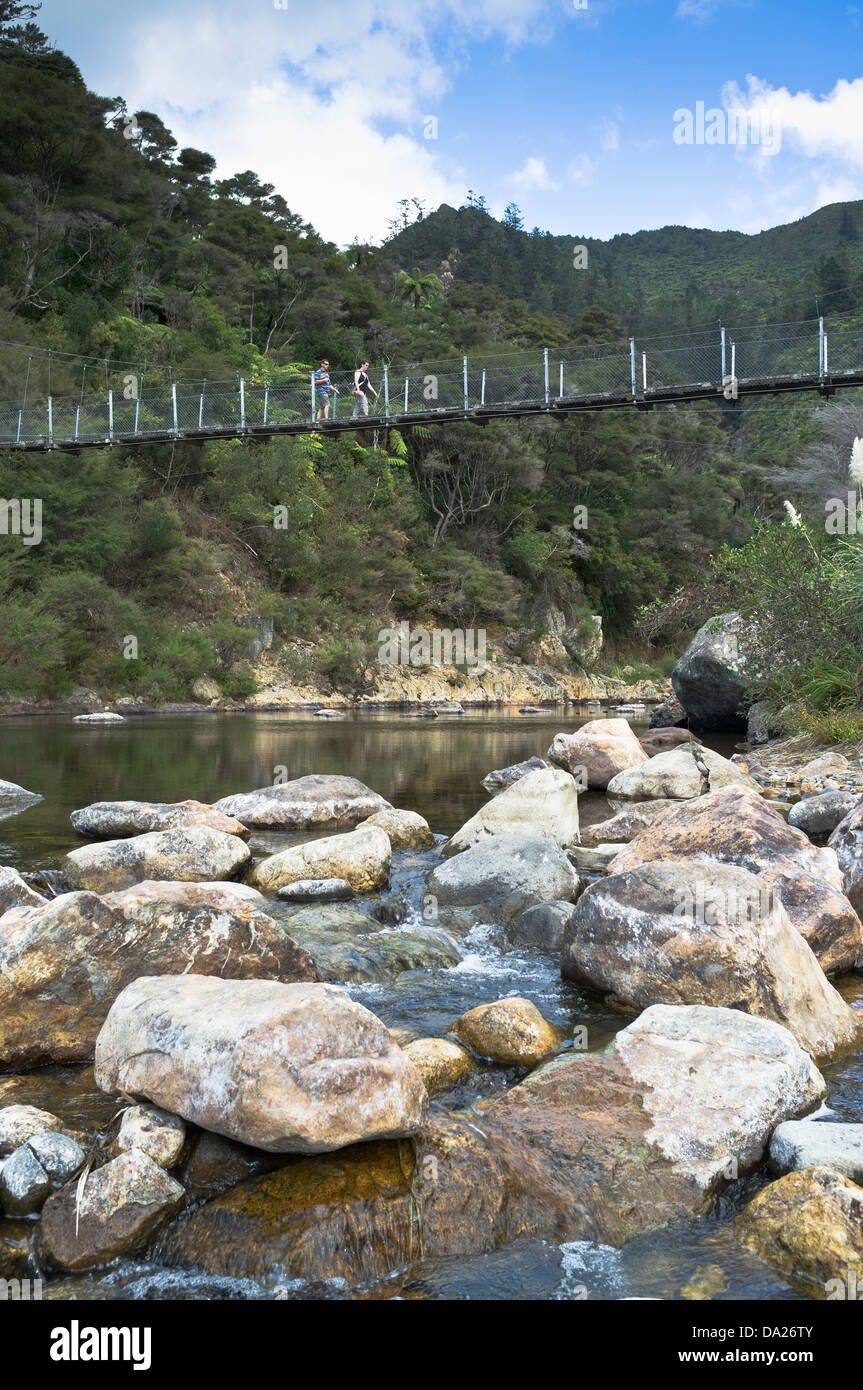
[35,0,863,246]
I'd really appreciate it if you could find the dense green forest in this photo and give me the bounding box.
[0,2,858,703]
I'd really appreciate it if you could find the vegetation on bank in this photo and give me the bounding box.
[641,443,863,744]
[0,3,861,715]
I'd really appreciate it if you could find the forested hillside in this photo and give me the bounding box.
[0,3,854,702]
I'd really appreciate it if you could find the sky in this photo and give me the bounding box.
[34,0,863,247]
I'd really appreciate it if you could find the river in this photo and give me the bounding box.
[1,708,858,1300]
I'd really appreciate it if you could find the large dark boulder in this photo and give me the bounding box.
[671,612,763,732]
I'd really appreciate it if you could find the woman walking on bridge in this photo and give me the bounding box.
[351,359,379,417]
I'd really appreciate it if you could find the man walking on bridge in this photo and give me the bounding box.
[314,359,339,420]
[351,359,379,418]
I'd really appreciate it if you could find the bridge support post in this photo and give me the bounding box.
[384,365,390,417]
[263,386,269,426]
[310,372,316,421]
[481,369,486,406]
[721,326,726,382]
[463,356,469,410]
[240,378,246,429]
[108,389,114,440]
[642,352,647,392]
[16,409,22,445]
[559,361,564,398]
[75,405,80,442]
[819,316,825,377]
[199,380,206,430]
[404,377,409,412]
[48,396,53,447]
[543,348,549,404]
[629,339,636,399]
[171,383,178,435]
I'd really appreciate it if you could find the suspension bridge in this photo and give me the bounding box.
[1,313,862,452]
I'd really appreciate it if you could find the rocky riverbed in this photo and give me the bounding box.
[2,708,863,1301]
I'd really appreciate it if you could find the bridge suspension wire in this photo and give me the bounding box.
[3,311,863,452]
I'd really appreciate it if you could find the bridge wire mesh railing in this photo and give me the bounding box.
[0,315,859,447]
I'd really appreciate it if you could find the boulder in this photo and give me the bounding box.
[276,879,355,903]
[561,860,860,1062]
[444,768,580,856]
[770,1119,863,1183]
[649,694,687,729]
[733,1167,863,1298]
[450,998,560,1066]
[747,700,780,745]
[94,975,428,1154]
[0,1143,52,1216]
[547,718,647,790]
[249,826,391,894]
[509,900,576,952]
[481,757,552,796]
[638,727,702,757]
[609,787,862,974]
[115,1105,186,1168]
[789,790,860,839]
[280,908,460,984]
[213,774,391,831]
[567,843,621,874]
[356,808,435,850]
[27,1131,86,1185]
[191,675,221,702]
[161,1005,823,1288]
[829,801,863,917]
[0,885,321,1069]
[0,1105,75,1155]
[427,833,580,925]
[402,1039,475,1096]
[65,826,251,893]
[580,800,677,847]
[178,1130,280,1205]
[1,1132,86,1216]
[40,1149,185,1271]
[801,753,850,779]
[0,779,41,804]
[671,612,764,732]
[606,744,759,800]
[70,799,248,840]
[0,867,47,916]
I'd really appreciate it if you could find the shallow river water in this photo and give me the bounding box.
[1,708,858,1301]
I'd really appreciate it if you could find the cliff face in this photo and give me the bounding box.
[245,657,668,709]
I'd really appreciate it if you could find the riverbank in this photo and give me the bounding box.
[0,659,672,719]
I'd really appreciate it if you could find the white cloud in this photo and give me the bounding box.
[509,155,561,191]
[721,74,863,169]
[816,176,862,206]
[88,0,564,245]
[676,0,723,19]
[600,119,621,152]
[567,155,596,183]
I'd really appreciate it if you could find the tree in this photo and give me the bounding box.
[503,203,524,231]
[130,110,178,163]
[397,266,444,311]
